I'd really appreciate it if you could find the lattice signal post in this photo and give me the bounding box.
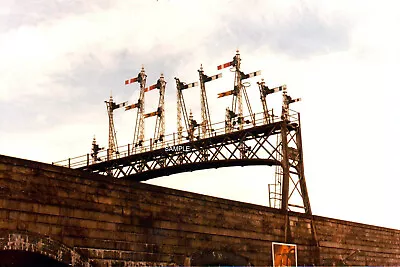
[54,51,312,219]
[198,64,222,139]
[151,74,167,149]
[124,66,147,154]
[217,50,261,132]
[175,77,198,143]
[104,95,127,160]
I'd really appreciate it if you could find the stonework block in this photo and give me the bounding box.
[1,155,400,266]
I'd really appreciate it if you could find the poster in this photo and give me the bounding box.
[272,242,297,267]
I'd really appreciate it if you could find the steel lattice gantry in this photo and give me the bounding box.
[77,114,311,215]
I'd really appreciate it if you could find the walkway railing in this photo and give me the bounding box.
[52,109,299,169]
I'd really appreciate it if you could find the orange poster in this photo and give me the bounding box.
[272,242,297,267]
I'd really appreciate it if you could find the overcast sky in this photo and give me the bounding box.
[1,0,399,230]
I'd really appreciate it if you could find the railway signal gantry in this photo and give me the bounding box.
[53,51,311,217]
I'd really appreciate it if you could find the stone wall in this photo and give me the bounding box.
[0,155,399,266]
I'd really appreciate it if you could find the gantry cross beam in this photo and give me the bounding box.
[74,112,311,214]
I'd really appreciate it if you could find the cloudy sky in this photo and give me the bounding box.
[1,0,399,229]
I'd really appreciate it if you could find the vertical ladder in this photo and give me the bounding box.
[269,135,283,209]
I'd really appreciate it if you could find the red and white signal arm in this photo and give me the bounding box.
[272,242,297,267]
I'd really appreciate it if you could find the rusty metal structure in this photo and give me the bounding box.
[217,50,260,132]
[141,73,167,150]
[257,79,284,124]
[151,74,167,149]
[175,77,198,143]
[104,94,127,160]
[198,64,222,139]
[53,51,312,217]
[124,66,147,153]
[90,136,103,164]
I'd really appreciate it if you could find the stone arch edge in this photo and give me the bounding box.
[0,230,90,267]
